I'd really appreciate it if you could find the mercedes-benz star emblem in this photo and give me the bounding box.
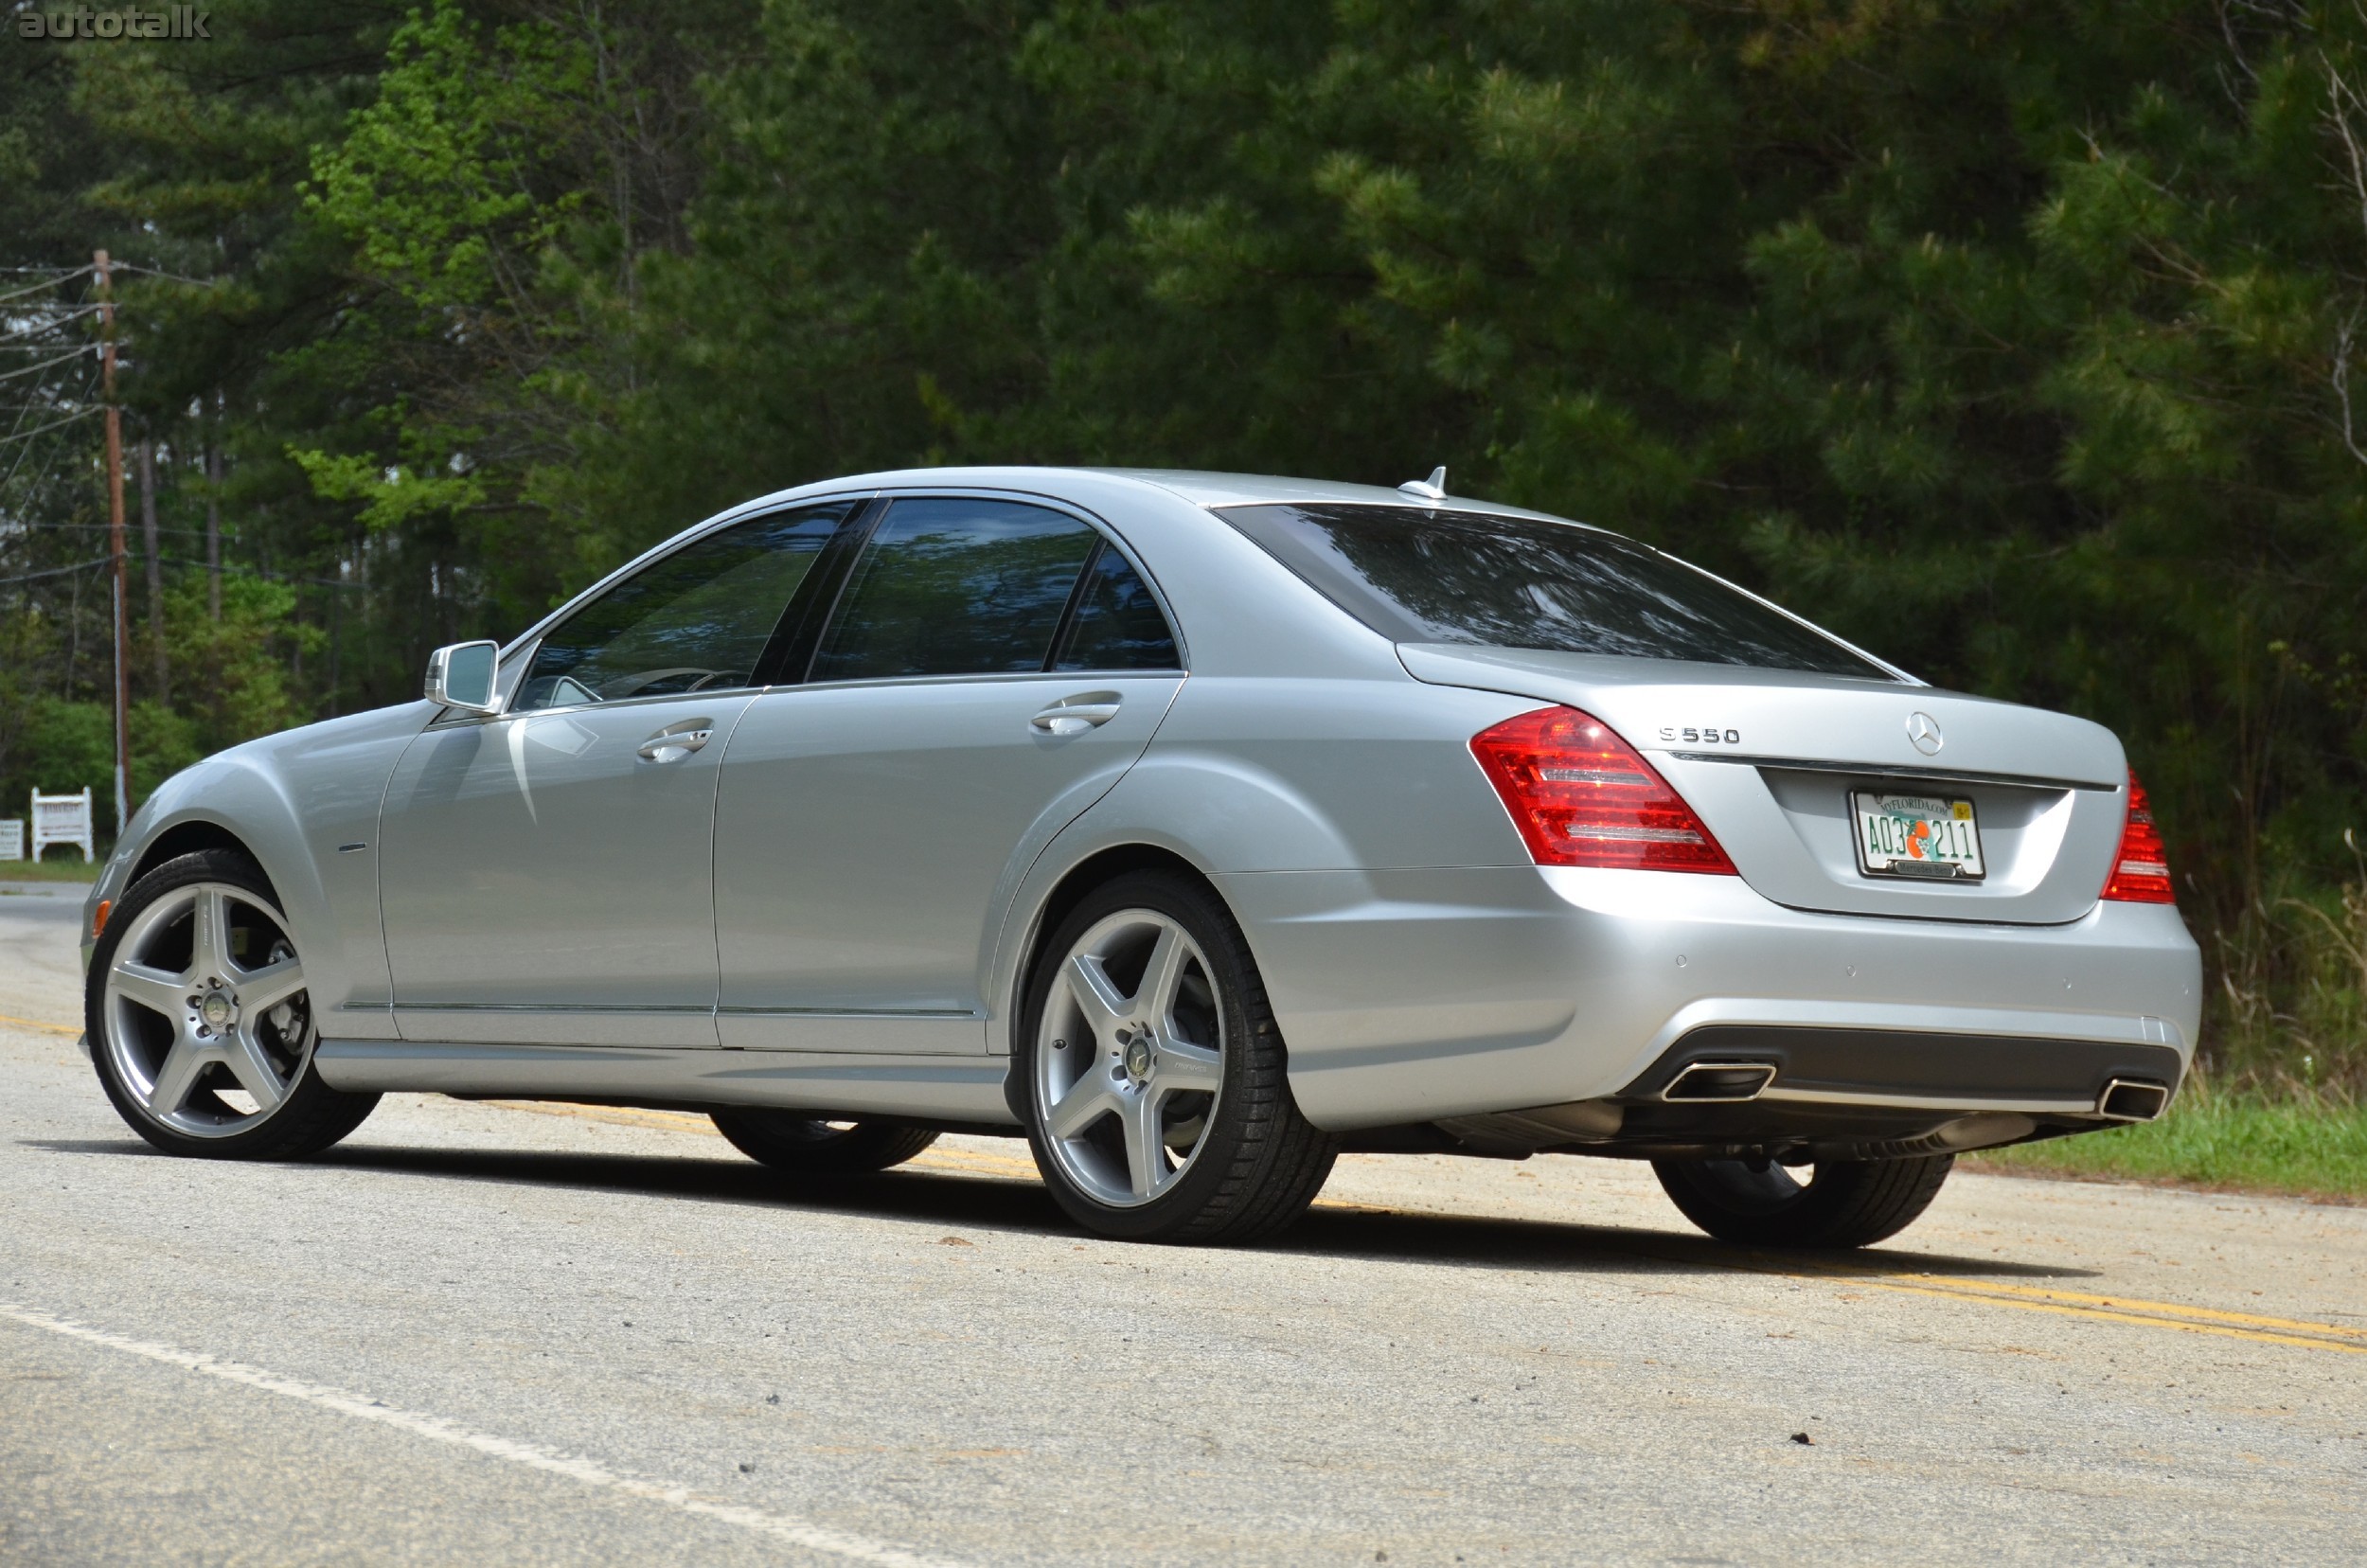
[1906,711,1944,756]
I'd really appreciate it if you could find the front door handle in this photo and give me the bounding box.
[637,722,715,761]
[1030,695,1122,736]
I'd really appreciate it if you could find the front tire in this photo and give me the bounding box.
[1018,871,1339,1244]
[709,1111,939,1174]
[1652,1154,1954,1249]
[86,848,380,1160]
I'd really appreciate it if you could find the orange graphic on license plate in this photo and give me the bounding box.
[1855,793,1983,878]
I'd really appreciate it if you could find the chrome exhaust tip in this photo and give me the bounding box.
[1662,1060,1778,1103]
[2095,1078,2170,1123]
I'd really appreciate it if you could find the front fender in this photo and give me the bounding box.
[86,704,433,1041]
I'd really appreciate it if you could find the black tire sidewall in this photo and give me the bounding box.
[708,1110,938,1174]
[1654,1154,1953,1249]
[1017,872,1271,1240]
[86,848,368,1159]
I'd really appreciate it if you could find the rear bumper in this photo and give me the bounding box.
[1218,864,2202,1132]
[1622,1024,2182,1115]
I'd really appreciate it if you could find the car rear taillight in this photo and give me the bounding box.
[2102,770,2176,904]
[1470,705,1735,874]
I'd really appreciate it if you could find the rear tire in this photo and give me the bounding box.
[1018,871,1339,1244]
[709,1111,939,1175]
[1652,1153,1953,1249]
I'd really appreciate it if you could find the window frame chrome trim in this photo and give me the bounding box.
[457,491,880,724]
[795,485,1189,684]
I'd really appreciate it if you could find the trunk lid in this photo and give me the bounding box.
[1401,644,2127,925]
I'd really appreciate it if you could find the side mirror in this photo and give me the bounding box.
[424,640,501,714]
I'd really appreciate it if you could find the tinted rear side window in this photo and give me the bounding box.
[811,498,1100,681]
[1054,543,1180,671]
[1218,503,1894,681]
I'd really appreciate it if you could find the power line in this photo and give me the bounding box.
[0,406,100,445]
[0,408,91,504]
[158,555,365,591]
[0,347,91,384]
[0,556,111,587]
[0,270,90,309]
[5,521,228,539]
[0,542,365,595]
[112,263,220,288]
[0,386,98,497]
[0,303,105,341]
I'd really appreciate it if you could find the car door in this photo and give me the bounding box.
[713,494,1186,1053]
[378,501,856,1046]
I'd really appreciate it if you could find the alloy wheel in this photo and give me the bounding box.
[1033,908,1225,1207]
[100,882,313,1136]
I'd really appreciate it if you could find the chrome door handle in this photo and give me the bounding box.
[637,724,714,761]
[1030,699,1121,736]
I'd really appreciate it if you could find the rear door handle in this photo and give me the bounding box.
[637,723,715,761]
[1030,695,1121,736]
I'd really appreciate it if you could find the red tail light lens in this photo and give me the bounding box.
[2102,770,2176,904]
[1470,705,1736,874]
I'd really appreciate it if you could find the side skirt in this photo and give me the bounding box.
[312,1040,1018,1125]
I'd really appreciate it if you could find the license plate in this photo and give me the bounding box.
[1852,791,1984,881]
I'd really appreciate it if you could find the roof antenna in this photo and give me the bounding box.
[1397,466,1448,501]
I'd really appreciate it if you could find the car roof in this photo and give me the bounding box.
[749,465,1592,529]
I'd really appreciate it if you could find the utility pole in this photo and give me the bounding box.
[95,250,129,839]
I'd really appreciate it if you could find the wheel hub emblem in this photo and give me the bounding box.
[1124,1037,1154,1080]
[1906,711,1944,756]
[200,991,235,1029]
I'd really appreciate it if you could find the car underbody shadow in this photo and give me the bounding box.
[23,1132,2096,1280]
[1280,1201,2096,1281]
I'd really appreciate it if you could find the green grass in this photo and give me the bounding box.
[0,853,102,883]
[1967,1089,2367,1203]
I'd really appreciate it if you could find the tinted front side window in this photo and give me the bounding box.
[516,503,852,711]
[811,499,1099,681]
[1054,544,1179,671]
[1219,503,1894,681]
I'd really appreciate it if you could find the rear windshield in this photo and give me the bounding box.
[1217,503,1895,682]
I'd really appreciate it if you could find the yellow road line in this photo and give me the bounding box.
[465,1098,2367,1354]
[1765,1252,2367,1343]
[1691,1252,2367,1354]
[1881,1274,2367,1342]
[0,1011,78,1037]
[1851,1278,2367,1356]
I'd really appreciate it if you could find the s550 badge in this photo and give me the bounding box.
[1661,725,1741,745]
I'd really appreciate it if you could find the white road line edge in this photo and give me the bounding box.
[0,1301,974,1568]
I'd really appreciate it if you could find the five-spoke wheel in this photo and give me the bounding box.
[88,849,378,1158]
[1020,871,1337,1243]
[102,881,310,1133]
[1035,907,1227,1206]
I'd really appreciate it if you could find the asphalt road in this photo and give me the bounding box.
[4,882,2364,1565]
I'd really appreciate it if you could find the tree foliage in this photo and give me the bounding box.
[10,0,2367,1078]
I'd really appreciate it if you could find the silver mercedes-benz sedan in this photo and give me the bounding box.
[79,468,2201,1248]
